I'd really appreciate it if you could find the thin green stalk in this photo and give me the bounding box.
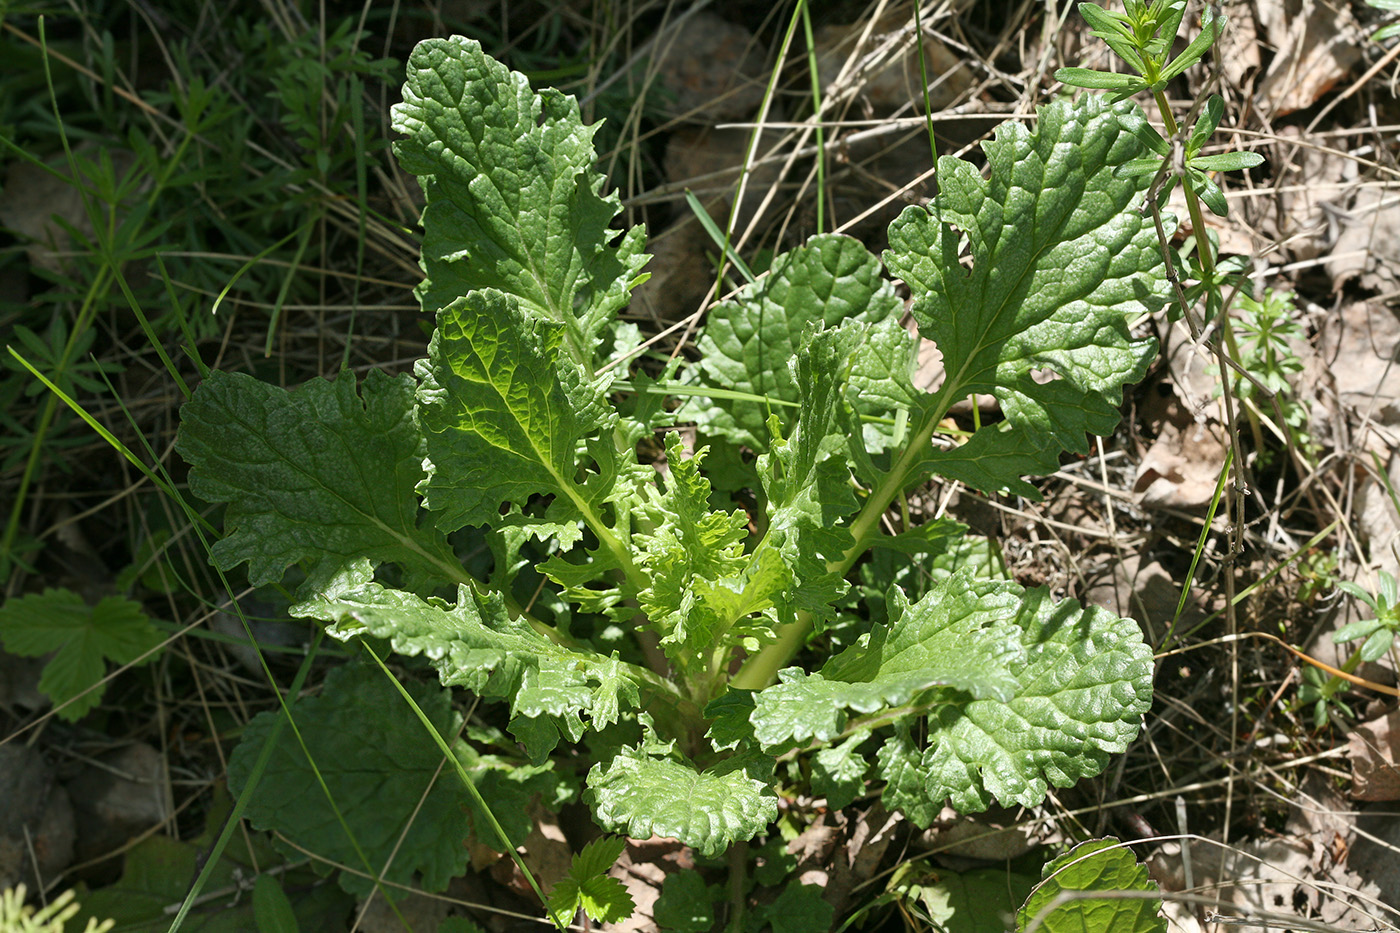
[800,1,825,233]
[362,643,564,930]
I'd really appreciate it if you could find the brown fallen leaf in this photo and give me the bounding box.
[1255,0,1364,117]
[1348,708,1400,801]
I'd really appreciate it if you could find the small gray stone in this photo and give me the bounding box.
[0,744,75,889]
[65,742,169,865]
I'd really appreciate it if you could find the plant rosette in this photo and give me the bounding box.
[177,32,1165,891]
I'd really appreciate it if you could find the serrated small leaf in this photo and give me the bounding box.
[176,369,456,590]
[548,837,634,926]
[573,835,627,878]
[586,746,778,857]
[0,589,163,721]
[1016,838,1166,933]
[811,732,870,809]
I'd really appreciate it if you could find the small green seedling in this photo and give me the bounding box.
[1335,570,1400,665]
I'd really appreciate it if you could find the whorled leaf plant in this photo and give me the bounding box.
[177,36,1166,867]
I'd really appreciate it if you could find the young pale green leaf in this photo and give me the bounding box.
[0,589,164,721]
[877,585,1152,817]
[757,324,870,621]
[885,96,1164,497]
[176,369,457,590]
[1053,67,1146,94]
[684,233,902,451]
[1016,838,1166,933]
[290,582,644,760]
[634,433,775,661]
[585,746,778,857]
[878,722,941,827]
[1187,168,1229,217]
[751,575,1024,751]
[1190,151,1265,173]
[392,36,647,370]
[1186,95,1225,156]
[1156,9,1221,84]
[416,289,616,536]
[1362,628,1396,663]
[1332,617,1384,643]
[227,664,473,899]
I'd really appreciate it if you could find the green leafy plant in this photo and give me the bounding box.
[1335,570,1400,664]
[0,588,163,720]
[177,30,1160,904]
[166,6,1268,919]
[1296,570,1400,730]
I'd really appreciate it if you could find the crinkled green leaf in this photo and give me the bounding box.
[0,589,163,721]
[227,664,472,899]
[586,746,778,857]
[392,36,647,370]
[416,290,617,534]
[878,722,941,827]
[752,575,1024,751]
[811,731,870,809]
[289,582,643,761]
[885,95,1164,497]
[176,368,456,590]
[873,583,1152,819]
[1016,838,1166,933]
[685,233,902,451]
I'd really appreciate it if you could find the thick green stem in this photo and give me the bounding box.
[731,391,953,690]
